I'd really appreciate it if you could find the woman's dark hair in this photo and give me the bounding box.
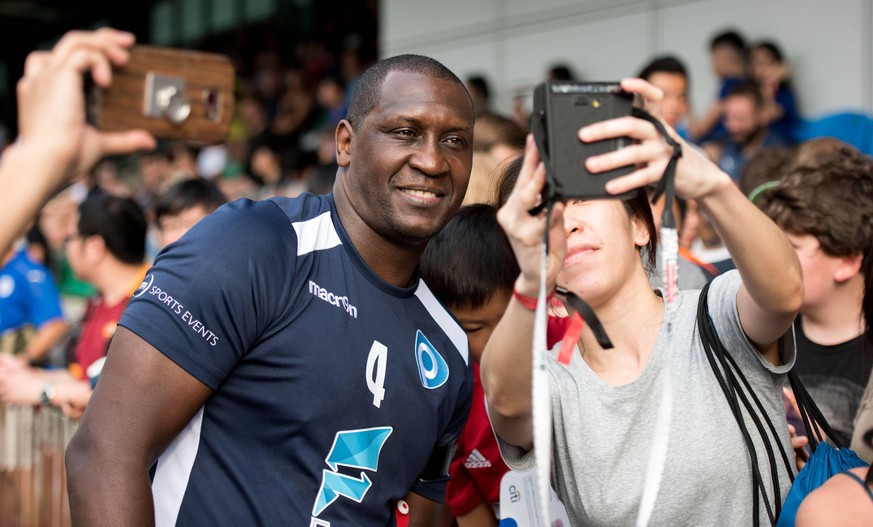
[494,155,657,272]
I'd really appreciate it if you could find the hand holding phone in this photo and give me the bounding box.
[87,45,235,144]
[531,81,641,202]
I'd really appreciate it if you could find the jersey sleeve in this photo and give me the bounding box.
[410,364,474,502]
[119,199,297,389]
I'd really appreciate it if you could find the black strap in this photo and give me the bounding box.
[556,286,614,349]
[867,429,873,487]
[528,110,552,216]
[631,108,682,229]
[697,282,795,526]
[787,368,842,451]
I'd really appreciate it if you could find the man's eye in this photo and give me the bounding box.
[463,326,482,334]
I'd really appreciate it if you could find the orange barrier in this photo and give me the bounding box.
[0,405,76,527]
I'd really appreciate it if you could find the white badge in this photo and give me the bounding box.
[499,468,570,527]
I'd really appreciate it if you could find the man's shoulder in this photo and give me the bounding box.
[263,192,334,224]
[182,193,335,253]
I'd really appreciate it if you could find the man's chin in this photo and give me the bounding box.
[387,216,451,245]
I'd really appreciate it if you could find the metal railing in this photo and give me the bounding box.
[0,404,77,527]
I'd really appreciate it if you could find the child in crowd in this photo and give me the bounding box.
[748,40,799,144]
[757,148,873,449]
[691,29,748,143]
[0,238,68,363]
[153,177,228,249]
[420,204,519,526]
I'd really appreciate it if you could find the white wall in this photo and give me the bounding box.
[381,0,873,120]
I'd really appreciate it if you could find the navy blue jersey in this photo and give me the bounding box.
[120,193,473,526]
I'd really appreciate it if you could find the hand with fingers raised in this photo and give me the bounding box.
[0,27,157,255]
[15,27,156,180]
[580,78,729,201]
[496,135,567,298]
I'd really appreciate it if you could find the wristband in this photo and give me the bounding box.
[513,287,556,311]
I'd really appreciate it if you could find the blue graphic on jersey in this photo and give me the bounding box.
[314,471,372,517]
[415,330,449,389]
[312,427,393,517]
[325,427,392,471]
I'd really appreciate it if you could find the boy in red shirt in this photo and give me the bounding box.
[420,204,518,525]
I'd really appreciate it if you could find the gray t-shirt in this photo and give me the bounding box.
[495,271,796,526]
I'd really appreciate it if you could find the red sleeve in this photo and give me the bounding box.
[445,428,485,517]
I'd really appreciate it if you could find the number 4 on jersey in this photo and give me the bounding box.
[366,340,387,408]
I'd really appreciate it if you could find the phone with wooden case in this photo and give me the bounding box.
[87,45,235,144]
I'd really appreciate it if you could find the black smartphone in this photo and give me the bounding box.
[531,81,641,202]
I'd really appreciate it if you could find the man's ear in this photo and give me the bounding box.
[835,252,863,283]
[83,235,107,264]
[336,120,353,168]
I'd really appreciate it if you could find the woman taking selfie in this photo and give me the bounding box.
[480,78,803,525]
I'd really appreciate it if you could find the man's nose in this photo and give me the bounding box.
[409,138,449,177]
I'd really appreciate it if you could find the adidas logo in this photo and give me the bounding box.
[464,449,492,469]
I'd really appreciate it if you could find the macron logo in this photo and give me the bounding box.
[309,280,358,318]
[464,449,492,469]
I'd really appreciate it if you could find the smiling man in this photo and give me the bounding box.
[66,55,475,527]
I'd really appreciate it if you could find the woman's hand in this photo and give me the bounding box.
[496,135,566,296]
[579,78,730,201]
[15,27,156,184]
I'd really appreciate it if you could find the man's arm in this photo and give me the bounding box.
[457,502,499,527]
[66,327,212,527]
[405,491,441,527]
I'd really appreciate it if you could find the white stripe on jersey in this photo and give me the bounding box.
[414,280,469,365]
[293,211,342,256]
[153,407,205,527]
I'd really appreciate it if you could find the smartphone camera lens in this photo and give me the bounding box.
[203,89,220,122]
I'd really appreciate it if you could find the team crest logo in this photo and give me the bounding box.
[415,330,449,389]
[134,274,154,298]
